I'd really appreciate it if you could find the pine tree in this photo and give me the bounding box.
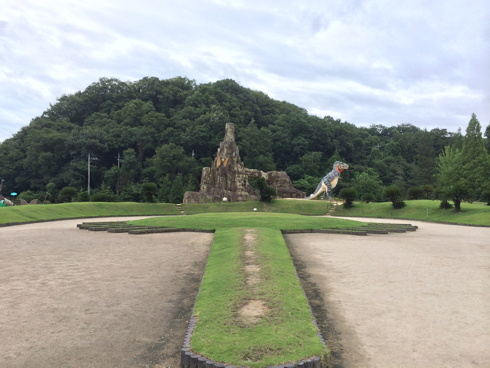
[169,174,184,204]
[460,114,490,199]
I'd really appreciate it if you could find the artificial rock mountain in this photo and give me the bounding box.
[183,123,305,203]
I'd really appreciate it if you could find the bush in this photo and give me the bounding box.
[18,190,44,203]
[408,186,424,200]
[339,187,357,208]
[141,182,158,202]
[119,184,143,202]
[77,191,90,202]
[383,185,405,209]
[250,177,277,202]
[58,187,78,203]
[481,189,490,206]
[361,193,375,203]
[439,199,453,209]
[392,201,406,209]
[90,186,117,202]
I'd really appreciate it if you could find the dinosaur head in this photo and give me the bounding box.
[334,161,349,173]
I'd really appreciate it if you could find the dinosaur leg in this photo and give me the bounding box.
[326,182,333,199]
[307,182,328,200]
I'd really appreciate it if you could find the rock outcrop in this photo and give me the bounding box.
[183,123,305,203]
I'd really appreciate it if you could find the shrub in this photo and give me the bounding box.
[392,201,406,209]
[408,186,424,200]
[439,199,453,209]
[481,189,490,206]
[58,187,78,203]
[77,191,90,202]
[361,193,375,203]
[383,185,405,209]
[339,187,357,208]
[141,182,158,202]
[250,177,277,202]
[90,186,116,202]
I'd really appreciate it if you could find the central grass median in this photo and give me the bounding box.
[132,213,364,367]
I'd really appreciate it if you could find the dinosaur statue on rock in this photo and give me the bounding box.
[306,161,349,200]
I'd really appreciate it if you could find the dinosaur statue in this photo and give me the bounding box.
[306,161,349,200]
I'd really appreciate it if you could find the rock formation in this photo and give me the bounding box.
[183,123,305,203]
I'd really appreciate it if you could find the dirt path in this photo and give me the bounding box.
[286,218,490,368]
[0,217,213,368]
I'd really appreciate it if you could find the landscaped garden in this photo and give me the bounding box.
[1,199,488,366]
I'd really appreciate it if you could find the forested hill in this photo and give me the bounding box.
[0,76,488,203]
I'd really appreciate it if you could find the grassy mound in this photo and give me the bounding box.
[131,212,358,230]
[0,202,179,224]
[333,200,490,226]
[181,199,332,215]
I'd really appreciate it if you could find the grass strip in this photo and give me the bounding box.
[131,212,360,230]
[181,199,332,215]
[131,213,365,367]
[0,202,179,224]
[333,200,490,226]
[190,228,328,367]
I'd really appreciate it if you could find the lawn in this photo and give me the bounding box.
[131,213,365,367]
[333,200,490,226]
[0,202,179,224]
[181,199,332,215]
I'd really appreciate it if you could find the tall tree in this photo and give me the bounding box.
[436,146,468,212]
[460,114,490,199]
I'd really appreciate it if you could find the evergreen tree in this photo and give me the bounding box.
[459,114,490,199]
[169,174,184,203]
[436,146,468,212]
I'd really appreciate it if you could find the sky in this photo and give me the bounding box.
[1,0,489,143]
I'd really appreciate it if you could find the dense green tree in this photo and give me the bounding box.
[459,114,490,199]
[436,146,468,212]
[141,182,158,202]
[151,143,197,182]
[351,170,383,201]
[238,121,276,171]
[339,187,357,208]
[58,186,78,203]
[169,174,184,203]
[383,185,406,209]
[0,76,477,203]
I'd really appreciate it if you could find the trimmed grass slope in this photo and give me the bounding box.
[182,199,332,215]
[333,200,490,226]
[0,202,179,224]
[131,212,359,230]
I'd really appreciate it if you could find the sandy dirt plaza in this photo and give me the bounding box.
[0,216,489,367]
[0,217,213,368]
[287,217,490,368]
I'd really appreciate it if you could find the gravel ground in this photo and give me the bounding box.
[287,218,490,368]
[0,217,213,368]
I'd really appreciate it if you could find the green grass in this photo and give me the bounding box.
[333,200,490,226]
[181,199,332,215]
[190,228,327,367]
[0,202,180,224]
[131,213,363,367]
[131,212,360,230]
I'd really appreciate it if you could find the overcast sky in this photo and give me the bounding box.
[1,0,489,143]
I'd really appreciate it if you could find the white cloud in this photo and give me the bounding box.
[0,0,489,143]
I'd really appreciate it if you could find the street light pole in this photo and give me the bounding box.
[88,153,91,196]
[87,153,98,195]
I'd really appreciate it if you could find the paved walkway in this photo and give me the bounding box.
[286,218,490,368]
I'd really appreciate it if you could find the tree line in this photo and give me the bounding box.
[0,77,489,210]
